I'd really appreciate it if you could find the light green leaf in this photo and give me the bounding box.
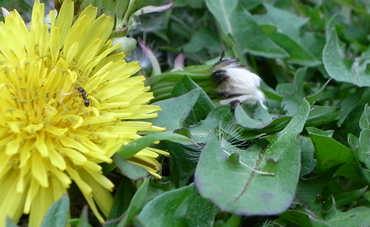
[195,100,310,215]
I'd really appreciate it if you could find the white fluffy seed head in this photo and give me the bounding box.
[213,64,266,108]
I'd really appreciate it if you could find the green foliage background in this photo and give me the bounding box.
[5,0,370,226]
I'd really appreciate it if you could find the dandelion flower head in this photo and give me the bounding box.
[0,0,166,226]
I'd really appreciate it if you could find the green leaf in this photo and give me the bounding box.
[281,68,307,114]
[171,76,215,125]
[280,210,330,227]
[116,178,150,227]
[359,104,370,129]
[300,136,317,177]
[166,142,200,187]
[325,207,370,226]
[41,194,69,227]
[195,100,310,215]
[187,196,219,227]
[188,105,233,143]
[261,3,309,41]
[5,218,18,227]
[106,178,133,226]
[137,184,198,227]
[116,132,193,159]
[151,88,202,132]
[113,154,148,180]
[234,104,291,133]
[183,27,221,53]
[333,186,367,208]
[307,127,355,174]
[76,206,89,227]
[353,129,370,184]
[270,32,321,66]
[205,0,288,58]
[295,166,339,215]
[306,106,340,127]
[323,16,370,86]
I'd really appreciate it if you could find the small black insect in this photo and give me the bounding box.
[77,87,90,107]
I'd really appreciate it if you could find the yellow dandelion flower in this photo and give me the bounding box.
[0,0,167,226]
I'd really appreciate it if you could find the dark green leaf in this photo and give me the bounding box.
[116,178,150,227]
[106,178,133,226]
[308,127,354,174]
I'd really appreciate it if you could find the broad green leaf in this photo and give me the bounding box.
[187,196,219,227]
[116,132,193,159]
[325,207,370,226]
[195,100,309,215]
[137,184,198,227]
[151,88,202,132]
[41,194,69,227]
[116,178,150,227]
[171,76,215,125]
[205,0,288,58]
[307,127,355,174]
[323,16,370,86]
[113,155,148,180]
[188,105,233,143]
